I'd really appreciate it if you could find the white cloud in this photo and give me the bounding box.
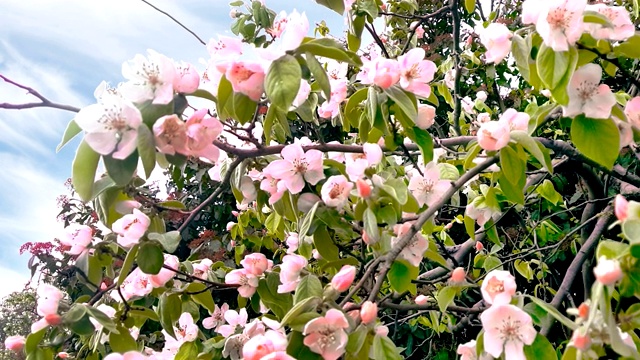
[0,266,31,300]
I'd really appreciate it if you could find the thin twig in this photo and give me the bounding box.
[0,75,81,113]
[140,0,207,46]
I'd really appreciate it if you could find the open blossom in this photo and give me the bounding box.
[4,335,25,352]
[285,232,300,253]
[391,222,429,267]
[593,257,623,285]
[32,284,64,332]
[112,209,151,248]
[261,174,287,204]
[278,254,307,293]
[242,330,289,360]
[241,253,272,276]
[203,303,229,330]
[226,269,260,297]
[153,114,187,155]
[162,312,199,354]
[624,97,640,130]
[263,143,325,194]
[615,195,629,222]
[184,109,223,162]
[408,161,451,208]
[318,78,348,119]
[303,309,350,360]
[457,340,492,360]
[104,352,147,360]
[535,0,586,52]
[218,308,248,337]
[331,265,356,292]
[499,108,529,132]
[480,304,537,360]
[278,10,308,52]
[113,268,152,302]
[148,254,179,287]
[466,197,501,226]
[59,224,92,255]
[564,64,616,119]
[481,270,517,305]
[321,175,353,209]
[477,120,510,151]
[585,4,634,41]
[192,259,213,280]
[218,60,266,101]
[345,143,383,181]
[416,104,436,129]
[397,48,437,97]
[173,61,200,94]
[358,57,400,89]
[75,93,142,159]
[478,23,512,64]
[120,49,176,105]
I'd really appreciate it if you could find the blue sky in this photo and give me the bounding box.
[0,0,344,297]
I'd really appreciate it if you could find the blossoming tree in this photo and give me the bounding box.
[3,0,640,359]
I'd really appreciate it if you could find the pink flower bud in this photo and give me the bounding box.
[360,301,378,324]
[232,211,240,217]
[593,257,623,286]
[362,230,372,245]
[578,303,589,320]
[57,352,70,359]
[331,265,356,292]
[477,120,510,151]
[45,314,62,326]
[375,325,389,337]
[226,222,236,231]
[415,295,428,305]
[4,335,25,352]
[475,241,484,252]
[416,104,436,129]
[450,267,466,283]
[615,195,629,222]
[356,179,372,198]
[571,330,591,351]
[312,249,322,260]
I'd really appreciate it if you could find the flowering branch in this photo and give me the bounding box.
[0,75,81,113]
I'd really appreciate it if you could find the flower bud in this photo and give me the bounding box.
[475,241,484,252]
[571,330,591,351]
[230,9,239,18]
[450,267,466,283]
[415,295,428,305]
[57,352,70,359]
[360,301,378,324]
[593,257,623,286]
[356,179,372,198]
[578,302,589,320]
[312,249,322,260]
[4,335,25,352]
[331,265,356,292]
[226,222,236,231]
[45,314,62,326]
[615,195,629,222]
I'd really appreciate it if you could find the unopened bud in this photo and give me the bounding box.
[356,179,372,198]
[450,267,466,283]
[360,301,378,324]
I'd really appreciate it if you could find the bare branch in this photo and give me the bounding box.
[0,75,81,113]
[140,0,207,46]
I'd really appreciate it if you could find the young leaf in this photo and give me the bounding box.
[137,242,164,275]
[72,140,101,202]
[136,124,156,178]
[265,54,302,110]
[570,116,620,169]
[57,119,82,152]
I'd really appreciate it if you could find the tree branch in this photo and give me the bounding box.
[139,0,206,46]
[0,75,81,113]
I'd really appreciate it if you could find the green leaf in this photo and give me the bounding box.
[305,53,331,101]
[413,127,434,164]
[436,286,457,312]
[499,174,525,205]
[570,116,620,169]
[280,297,322,329]
[293,275,323,305]
[524,334,557,360]
[384,86,417,122]
[299,200,320,236]
[158,200,186,210]
[536,179,562,205]
[109,326,138,353]
[363,207,380,243]
[217,75,233,120]
[118,244,139,286]
[388,260,419,294]
[614,35,640,59]
[187,88,217,102]
[372,335,403,360]
[597,239,629,259]
[103,151,139,186]
[25,328,47,354]
[148,231,182,253]
[72,140,101,202]
[187,282,216,313]
[68,312,95,336]
[137,242,164,275]
[265,54,302,110]
[314,0,345,14]
[500,145,525,185]
[537,44,570,91]
[313,225,340,261]
[257,272,293,320]
[230,92,258,124]
[510,131,553,172]
[137,124,156,178]
[158,293,182,339]
[57,119,82,152]
[524,295,577,330]
[298,38,362,66]
[367,86,378,126]
[514,259,534,281]
[175,342,199,360]
[464,0,475,13]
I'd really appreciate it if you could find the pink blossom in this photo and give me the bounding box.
[242,330,288,360]
[268,11,288,38]
[183,109,223,162]
[115,200,142,215]
[192,259,213,280]
[285,232,300,253]
[391,222,429,267]
[303,309,350,360]
[32,284,64,332]
[261,352,296,360]
[263,143,325,194]
[241,253,271,276]
[318,78,348,119]
[593,257,623,285]
[225,269,259,297]
[360,301,378,324]
[112,208,151,248]
[466,198,501,226]
[75,93,142,159]
[477,91,488,102]
[624,97,640,130]
[564,64,616,119]
[521,0,543,24]
[161,313,199,354]
[499,108,529,132]
[359,57,401,89]
[477,120,510,151]
[104,352,147,360]
[218,308,248,337]
[462,96,475,114]
[397,48,437,97]
[615,195,629,222]
[356,179,372,198]
[207,35,244,59]
[411,21,425,38]
[408,161,451,208]
[331,265,356,292]
[279,10,309,52]
[292,80,311,108]
[535,0,586,52]
[153,114,187,155]
[585,4,634,41]
[219,60,266,101]
[416,104,436,129]
[173,61,200,94]
[278,254,308,293]
[415,295,428,305]
[345,143,383,181]
[450,267,466,283]
[570,329,591,351]
[148,254,179,287]
[59,224,93,255]
[456,340,479,360]
[114,268,153,302]
[203,303,229,330]
[478,23,512,64]
[260,175,287,205]
[121,50,176,105]
[4,335,25,352]
[616,118,634,149]
[480,304,536,360]
[481,270,517,305]
[321,175,353,209]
